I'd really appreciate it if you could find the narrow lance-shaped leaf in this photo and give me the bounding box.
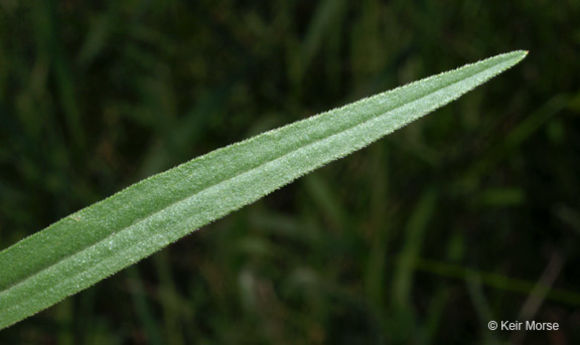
[0,50,527,329]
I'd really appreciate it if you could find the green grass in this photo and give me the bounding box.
[0,51,526,330]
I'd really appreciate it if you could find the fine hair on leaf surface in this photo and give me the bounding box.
[0,50,527,329]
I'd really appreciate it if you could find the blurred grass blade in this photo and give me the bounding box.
[0,50,527,329]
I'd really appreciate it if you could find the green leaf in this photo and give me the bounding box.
[0,50,527,329]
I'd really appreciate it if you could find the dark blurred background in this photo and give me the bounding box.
[0,1,579,344]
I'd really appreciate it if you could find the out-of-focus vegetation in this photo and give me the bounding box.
[0,1,578,344]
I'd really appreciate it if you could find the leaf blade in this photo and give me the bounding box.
[0,50,527,329]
